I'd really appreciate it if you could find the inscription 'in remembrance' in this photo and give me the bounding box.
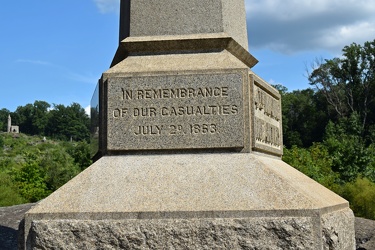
[122,87,229,100]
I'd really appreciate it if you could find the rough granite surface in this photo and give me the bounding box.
[30,217,315,250]
[0,203,372,250]
[321,208,356,249]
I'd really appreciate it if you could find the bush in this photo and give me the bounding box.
[39,146,80,190]
[341,177,375,220]
[12,154,50,202]
[0,172,25,206]
[0,135,4,149]
[283,143,339,189]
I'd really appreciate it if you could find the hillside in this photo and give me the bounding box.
[0,132,91,207]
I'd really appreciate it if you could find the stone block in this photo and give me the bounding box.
[106,73,244,151]
[21,153,355,249]
[99,50,253,154]
[124,0,248,50]
[251,74,283,156]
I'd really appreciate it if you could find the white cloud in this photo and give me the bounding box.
[246,0,375,54]
[15,59,53,66]
[93,0,119,14]
[85,105,91,117]
[268,79,283,86]
[67,72,99,85]
[16,59,98,85]
[316,21,375,51]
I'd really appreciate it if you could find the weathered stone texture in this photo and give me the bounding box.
[127,0,248,50]
[321,208,356,250]
[30,217,315,250]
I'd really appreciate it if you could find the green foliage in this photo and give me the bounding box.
[38,147,80,190]
[12,153,50,202]
[9,101,90,141]
[341,177,375,220]
[323,113,374,182]
[364,144,375,182]
[278,39,375,219]
[0,133,86,206]
[0,101,91,207]
[0,108,10,132]
[46,103,90,141]
[283,144,339,190]
[14,101,50,135]
[284,143,375,220]
[309,39,375,140]
[63,141,92,171]
[0,172,26,206]
[281,89,328,148]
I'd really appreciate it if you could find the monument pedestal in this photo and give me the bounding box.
[22,153,354,249]
[20,0,355,248]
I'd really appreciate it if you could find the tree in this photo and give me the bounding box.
[46,103,90,141]
[323,113,373,182]
[279,88,329,148]
[12,153,50,202]
[0,108,10,132]
[309,40,375,138]
[14,101,50,135]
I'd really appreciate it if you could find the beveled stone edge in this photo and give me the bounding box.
[24,203,348,221]
[111,33,258,69]
[251,73,281,99]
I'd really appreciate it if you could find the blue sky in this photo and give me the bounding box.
[1,0,374,113]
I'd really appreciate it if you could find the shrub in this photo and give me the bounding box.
[341,177,375,220]
[0,172,25,206]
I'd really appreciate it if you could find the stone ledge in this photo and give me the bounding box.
[111,34,258,68]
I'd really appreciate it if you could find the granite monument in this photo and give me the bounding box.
[20,0,355,249]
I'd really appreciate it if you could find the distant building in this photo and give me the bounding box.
[7,115,19,133]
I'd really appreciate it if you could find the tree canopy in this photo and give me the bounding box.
[281,39,375,219]
[4,101,90,142]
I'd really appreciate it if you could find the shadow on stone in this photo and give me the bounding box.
[0,225,17,250]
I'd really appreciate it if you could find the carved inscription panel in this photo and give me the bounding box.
[252,75,283,156]
[106,73,244,150]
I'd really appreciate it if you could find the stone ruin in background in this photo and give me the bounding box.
[7,115,19,134]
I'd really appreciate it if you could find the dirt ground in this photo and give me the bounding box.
[1,203,374,250]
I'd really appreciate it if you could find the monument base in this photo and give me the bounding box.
[21,153,355,249]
